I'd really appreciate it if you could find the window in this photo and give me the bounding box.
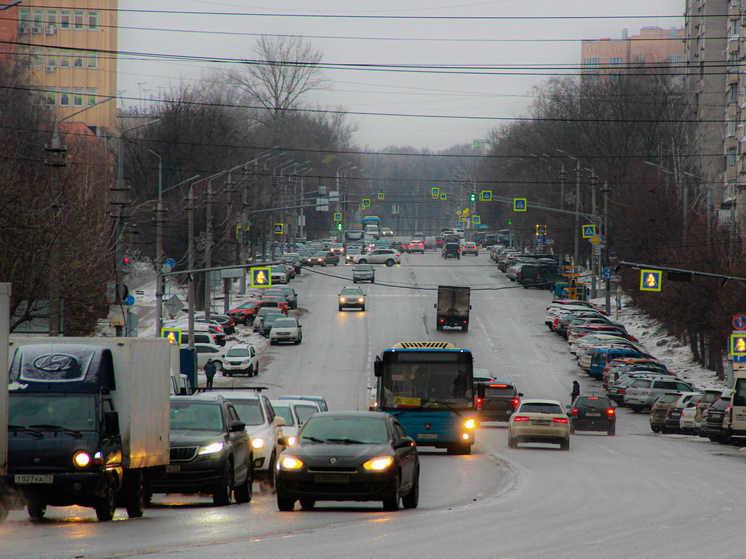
[16,46,30,67]
[31,48,43,68]
[86,88,97,106]
[59,49,70,68]
[32,9,43,32]
[45,88,56,109]
[731,18,740,36]
[668,54,681,63]
[73,51,84,69]
[87,51,98,69]
[727,147,738,168]
[609,57,623,66]
[73,87,84,107]
[728,118,737,137]
[46,10,57,32]
[18,8,30,32]
[728,83,738,103]
[59,87,70,107]
[582,57,600,68]
[728,52,739,70]
[46,49,56,68]
[88,11,99,30]
[74,11,84,30]
[60,10,70,30]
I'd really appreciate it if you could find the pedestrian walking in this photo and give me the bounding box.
[204,358,217,389]
[570,380,580,402]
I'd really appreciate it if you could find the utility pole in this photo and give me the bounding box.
[559,165,566,209]
[148,149,164,337]
[602,180,611,315]
[574,162,581,267]
[187,184,196,349]
[590,171,598,299]
[204,182,214,321]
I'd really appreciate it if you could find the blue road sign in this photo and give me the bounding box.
[514,198,527,211]
[602,267,612,279]
[161,328,182,345]
[734,315,746,330]
[471,215,481,224]
[166,258,176,268]
[480,191,492,201]
[274,223,284,234]
[124,295,135,306]
[432,187,440,198]
[333,212,342,221]
[640,269,662,292]
[440,193,447,200]
[582,224,596,238]
[731,334,746,356]
[251,267,272,288]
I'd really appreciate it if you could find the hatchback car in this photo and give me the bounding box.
[353,249,401,267]
[658,392,699,434]
[353,263,375,283]
[150,394,253,506]
[407,240,425,254]
[307,251,339,266]
[476,382,522,423]
[442,242,461,259]
[461,242,479,256]
[222,343,259,377]
[569,395,616,435]
[339,286,366,311]
[624,378,694,412]
[276,411,419,511]
[508,399,570,450]
[269,317,303,345]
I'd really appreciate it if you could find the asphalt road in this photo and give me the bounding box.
[3,251,746,558]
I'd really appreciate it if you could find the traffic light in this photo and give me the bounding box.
[470,193,476,202]
[337,222,343,231]
[123,255,131,264]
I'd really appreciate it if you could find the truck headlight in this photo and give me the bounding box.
[73,451,91,468]
[198,442,224,455]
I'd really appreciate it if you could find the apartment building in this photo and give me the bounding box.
[0,0,118,136]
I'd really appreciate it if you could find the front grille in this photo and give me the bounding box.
[170,447,197,462]
[308,466,357,473]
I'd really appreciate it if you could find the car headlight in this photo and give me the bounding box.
[198,442,224,455]
[281,456,304,470]
[340,297,346,302]
[252,437,265,450]
[464,418,476,430]
[363,457,393,471]
[72,451,91,468]
[358,298,364,303]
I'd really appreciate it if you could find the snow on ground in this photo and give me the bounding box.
[590,294,726,390]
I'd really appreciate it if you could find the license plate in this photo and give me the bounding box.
[533,420,550,426]
[166,465,181,474]
[418,433,439,439]
[15,474,53,484]
[314,474,349,484]
[586,413,601,417]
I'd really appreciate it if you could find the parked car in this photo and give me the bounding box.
[624,377,695,412]
[307,251,339,266]
[228,300,288,324]
[650,392,695,433]
[353,249,401,267]
[222,343,259,377]
[150,394,253,506]
[662,392,700,434]
[461,242,479,256]
[701,390,733,443]
[679,393,703,434]
[694,389,725,435]
[569,395,616,436]
[476,382,521,423]
[278,286,298,309]
[339,286,366,311]
[353,263,375,283]
[270,265,289,284]
[278,394,329,412]
[518,262,563,290]
[276,411,419,511]
[261,312,286,337]
[269,317,303,345]
[508,399,570,450]
[253,307,284,332]
[191,343,227,371]
[607,372,669,405]
[194,312,236,335]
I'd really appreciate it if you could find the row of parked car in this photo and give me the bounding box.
[491,246,564,290]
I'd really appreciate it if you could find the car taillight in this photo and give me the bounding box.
[476,398,482,408]
[607,408,615,416]
[619,389,625,394]
[513,416,530,422]
[571,408,578,416]
[553,417,569,423]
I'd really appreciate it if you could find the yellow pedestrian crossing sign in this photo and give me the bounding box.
[334,213,342,221]
[440,193,447,200]
[582,224,596,238]
[731,335,746,356]
[514,198,527,211]
[161,328,182,345]
[480,191,492,201]
[432,188,440,198]
[362,199,370,207]
[251,267,272,288]
[472,215,481,224]
[377,193,384,200]
[640,269,662,292]
[274,223,284,234]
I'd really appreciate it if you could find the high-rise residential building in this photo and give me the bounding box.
[684,0,728,214]
[0,0,118,136]
[581,27,685,83]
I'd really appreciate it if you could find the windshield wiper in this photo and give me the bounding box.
[8,425,43,438]
[325,438,366,444]
[29,424,83,438]
[301,436,326,443]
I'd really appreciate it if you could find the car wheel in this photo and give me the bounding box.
[385,259,395,267]
[334,261,338,266]
[213,460,234,506]
[277,494,295,511]
[94,481,117,521]
[321,262,326,267]
[508,433,517,448]
[214,361,223,372]
[358,259,367,264]
[300,498,316,510]
[608,426,616,436]
[353,279,358,283]
[560,438,570,451]
[371,279,375,283]
[382,473,401,511]
[401,468,419,509]
[27,500,46,521]
[234,463,253,504]
[361,305,366,312]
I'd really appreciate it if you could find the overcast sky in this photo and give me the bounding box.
[118,0,685,151]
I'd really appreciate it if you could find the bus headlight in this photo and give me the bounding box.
[464,418,476,430]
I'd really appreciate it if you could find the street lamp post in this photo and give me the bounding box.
[147,149,164,337]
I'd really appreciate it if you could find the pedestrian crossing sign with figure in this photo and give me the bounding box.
[514,198,526,211]
[480,191,492,201]
[731,335,746,356]
[639,269,662,292]
[161,328,182,345]
[432,188,440,198]
[251,267,272,288]
[582,224,596,238]
[274,223,284,234]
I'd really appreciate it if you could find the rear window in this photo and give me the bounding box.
[575,397,612,409]
[656,394,681,404]
[631,379,652,388]
[592,352,607,363]
[519,402,563,414]
[484,387,515,397]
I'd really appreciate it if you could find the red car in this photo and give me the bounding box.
[227,300,288,324]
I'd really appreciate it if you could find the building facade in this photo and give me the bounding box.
[581,27,685,83]
[0,0,118,136]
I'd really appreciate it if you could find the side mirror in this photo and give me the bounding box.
[273,416,286,428]
[230,420,246,432]
[104,411,120,437]
[518,392,524,398]
[278,435,293,447]
[396,436,415,449]
[374,360,383,378]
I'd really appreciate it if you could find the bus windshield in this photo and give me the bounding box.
[379,352,473,410]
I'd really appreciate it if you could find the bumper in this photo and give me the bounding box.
[5,470,114,507]
[276,470,397,502]
[478,406,514,422]
[511,425,569,444]
[572,418,614,432]
[150,457,226,494]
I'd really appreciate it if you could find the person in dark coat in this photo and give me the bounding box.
[204,358,217,389]
[570,380,580,402]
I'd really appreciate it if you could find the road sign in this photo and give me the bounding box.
[432,187,440,198]
[164,295,184,316]
[582,224,596,238]
[166,258,176,268]
[377,192,384,200]
[458,216,466,222]
[251,267,272,288]
[471,215,480,224]
[329,190,339,203]
[602,267,612,279]
[731,334,746,356]
[362,199,370,207]
[316,197,329,211]
[440,193,447,200]
[124,295,135,306]
[333,212,342,222]
[589,234,603,245]
[462,208,470,216]
[274,223,284,234]
[480,190,492,201]
[514,198,527,211]
[359,203,365,210]
[161,328,182,345]
[640,269,662,292]
[734,315,746,330]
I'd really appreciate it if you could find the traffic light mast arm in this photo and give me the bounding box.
[617,261,746,288]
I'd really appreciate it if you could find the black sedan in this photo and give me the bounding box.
[276,411,419,511]
[569,395,616,436]
[150,394,254,506]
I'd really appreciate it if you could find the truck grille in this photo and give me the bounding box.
[170,447,197,462]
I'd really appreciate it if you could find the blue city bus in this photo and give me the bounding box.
[373,341,476,454]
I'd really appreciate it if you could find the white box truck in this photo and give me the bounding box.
[4,337,175,521]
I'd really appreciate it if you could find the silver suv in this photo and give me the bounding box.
[624,377,695,412]
[353,249,400,267]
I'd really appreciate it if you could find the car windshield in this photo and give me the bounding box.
[227,400,264,426]
[300,416,388,444]
[9,393,97,432]
[272,404,296,426]
[484,386,514,397]
[273,319,297,328]
[576,397,612,409]
[226,348,251,357]
[313,251,326,257]
[356,264,373,271]
[265,314,282,324]
[657,394,682,404]
[170,402,224,431]
[341,288,362,295]
[519,402,564,414]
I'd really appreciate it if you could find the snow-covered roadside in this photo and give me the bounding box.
[590,295,726,390]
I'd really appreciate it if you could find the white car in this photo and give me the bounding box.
[222,343,259,377]
[213,391,286,484]
[508,399,570,450]
[353,248,401,266]
[192,343,226,371]
[270,266,288,284]
[269,317,303,345]
[270,398,322,444]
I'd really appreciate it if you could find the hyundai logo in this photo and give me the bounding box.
[33,354,78,373]
[330,457,337,464]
